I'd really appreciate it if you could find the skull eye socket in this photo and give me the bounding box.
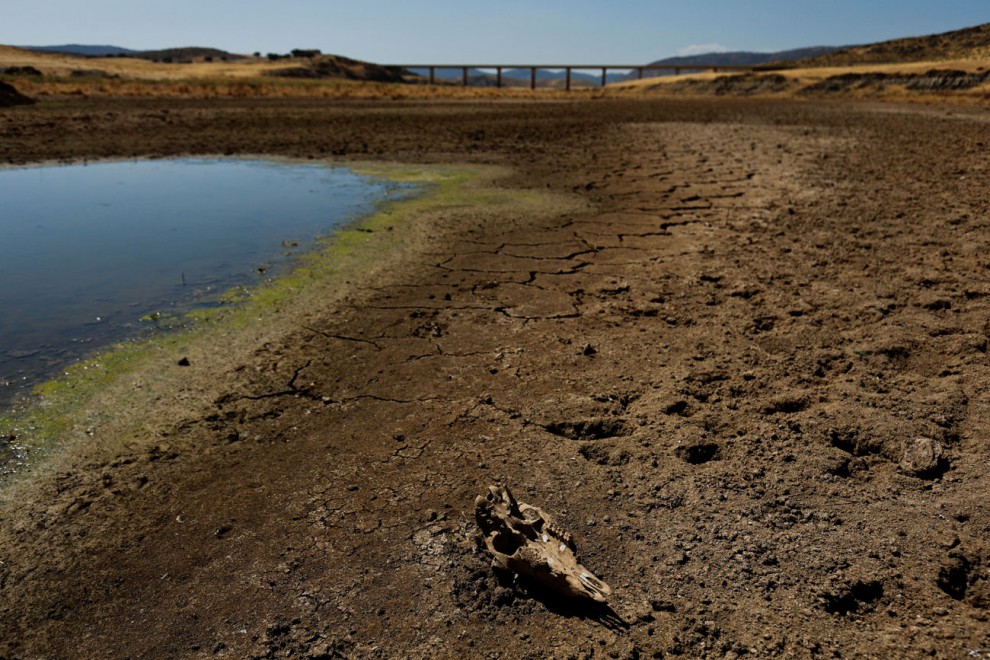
[486,490,498,503]
[491,531,523,556]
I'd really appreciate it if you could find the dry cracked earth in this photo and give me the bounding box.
[2,97,990,657]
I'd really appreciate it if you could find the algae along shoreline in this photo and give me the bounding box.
[0,157,404,414]
[0,161,579,487]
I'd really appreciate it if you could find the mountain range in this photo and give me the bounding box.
[642,46,842,69]
[24,44,138,57]
[21,45,245,62]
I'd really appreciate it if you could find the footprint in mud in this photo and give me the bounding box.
[818,578,885,615]
[543,418,629,441]
[578,443,631,466]
[937,545,990,608]
[673,440,721,465]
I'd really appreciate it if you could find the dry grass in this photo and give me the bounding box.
[606,58,990,103]
[0,45,600,99]
[611,58,990,89]
[0,45,287,80]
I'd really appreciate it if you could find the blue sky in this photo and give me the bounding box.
[3,0,989,64]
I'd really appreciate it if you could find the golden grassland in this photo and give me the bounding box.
[604,57,990,104]
[0,45,596,99]
[0,45,292,80]
[2,44,989,103]
[611,58,990,87]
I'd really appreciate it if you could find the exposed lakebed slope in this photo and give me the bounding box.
[1,98,989,657]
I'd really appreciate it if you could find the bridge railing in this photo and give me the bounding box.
[388,64,761,90]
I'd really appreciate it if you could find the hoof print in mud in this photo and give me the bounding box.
[937,547,990,608]
[543,418,628,441]
[818,579,884,615]
[474,484,612,604]
[578,443,631,466]
[674,440,721,465]
[761,394,809,415]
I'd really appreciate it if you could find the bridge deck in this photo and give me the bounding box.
[388,64,762,90]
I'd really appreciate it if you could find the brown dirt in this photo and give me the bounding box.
[2,96,990,658]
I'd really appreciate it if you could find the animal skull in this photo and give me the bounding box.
[474,485,612,603]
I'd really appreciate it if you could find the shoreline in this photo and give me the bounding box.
[0,155,408,416]
[0,159,575,486]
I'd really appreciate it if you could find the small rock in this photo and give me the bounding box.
[899,437,946,478]
[177,357,191,367]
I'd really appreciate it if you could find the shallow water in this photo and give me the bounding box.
[0,158,405,407]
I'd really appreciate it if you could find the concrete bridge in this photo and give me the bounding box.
[389,64,760,90]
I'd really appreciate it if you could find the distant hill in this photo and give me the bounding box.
[795,22,990,67]
[22,44,246,62]
[645,46,841,68]
[137,47,247,63]
[265,54,410,83]
[503,68,627,85]
[408,67,487,80]
[623,46,842,80]
[23,44,139,57]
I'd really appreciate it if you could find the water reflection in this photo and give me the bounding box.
[0,158,405,407]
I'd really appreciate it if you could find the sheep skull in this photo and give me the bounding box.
[474,485,611,603]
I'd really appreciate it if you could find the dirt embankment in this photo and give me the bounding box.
[2,98,990,657]
[264,55,412,83]
[800,68,990,95]
[621,68,990,100]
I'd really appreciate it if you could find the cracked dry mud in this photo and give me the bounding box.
[2,98,990,657]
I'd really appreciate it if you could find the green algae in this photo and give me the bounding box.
[0,160,573,486]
